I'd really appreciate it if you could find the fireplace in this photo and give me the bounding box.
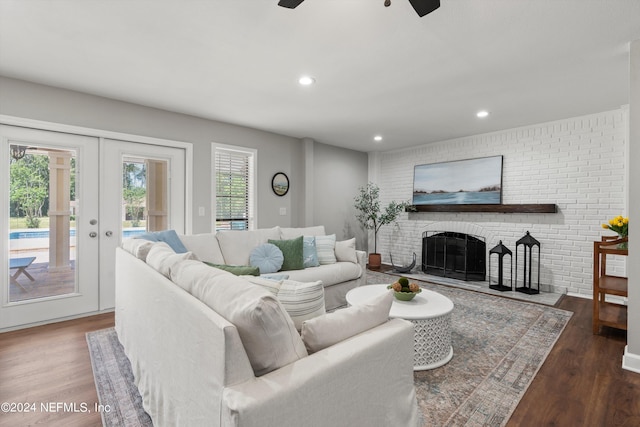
[422,231,486,281]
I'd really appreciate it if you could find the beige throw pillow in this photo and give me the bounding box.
[335,237,357,263]
[121,238,155,261]
[171,262,308,376]
[146,242,195,278]
[301,289,393,354]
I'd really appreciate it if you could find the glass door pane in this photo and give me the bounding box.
[122,157,169,238]
[9,147,76,302]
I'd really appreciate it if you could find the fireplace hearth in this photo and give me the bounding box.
[422,231,486,281]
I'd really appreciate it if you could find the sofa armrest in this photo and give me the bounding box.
[221,318,418,427]
[356,249,367,268]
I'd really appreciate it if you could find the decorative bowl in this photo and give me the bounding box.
[393,291,419,301]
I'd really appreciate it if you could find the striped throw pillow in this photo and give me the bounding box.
[277,280,326,330]
[315,234,337,265]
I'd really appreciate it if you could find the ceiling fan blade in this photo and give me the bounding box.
[407,0,440,17]
[277,0,305,8]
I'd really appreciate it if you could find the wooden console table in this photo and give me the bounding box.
[593,236,628,334]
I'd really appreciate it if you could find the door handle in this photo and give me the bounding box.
[105,231,113,237]
[89,232,97,238]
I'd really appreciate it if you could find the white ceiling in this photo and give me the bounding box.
[1,0,639,152]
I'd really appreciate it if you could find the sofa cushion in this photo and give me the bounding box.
[335,238,357,263]
[121,238,154,261]
[315,234,337,265]
[280,225,326,240]
[216,227,281,266]
[285,261,362,287]
[146,242,196,278]
[171,260,308,376]
[303,236,320,268]
[268,237,304,271]
[204,262,260,276]
[178,233,226,264]
[135,229,189,253]
[300,289,393,354]
[249,243,284,274]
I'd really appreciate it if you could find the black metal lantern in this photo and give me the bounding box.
[515,231,540,295]
[488,240,512,291]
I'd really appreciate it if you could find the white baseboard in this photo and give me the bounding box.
[622,346,640,374]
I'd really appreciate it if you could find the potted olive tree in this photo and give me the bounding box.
[354,182,411,269]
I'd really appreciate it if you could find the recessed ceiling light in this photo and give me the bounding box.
[298,76,315,86]
[374,135,383,142]
[476,110,490,118]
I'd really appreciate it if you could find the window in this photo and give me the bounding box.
[213,144,256,231]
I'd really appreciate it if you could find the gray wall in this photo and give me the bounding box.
[625,39,640,370]
[0,76,368,235]
[305,140,368,245]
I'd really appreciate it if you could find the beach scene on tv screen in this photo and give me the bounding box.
[413,156,502,205]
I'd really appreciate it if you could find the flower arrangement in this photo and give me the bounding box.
[387,277,421,301]
[602,215,628,249]
[601,215,629,237]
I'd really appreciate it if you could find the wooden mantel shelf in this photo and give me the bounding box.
[407,204,557,213]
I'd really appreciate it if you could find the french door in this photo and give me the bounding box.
[99,139,186,309]
[1,125,188,330]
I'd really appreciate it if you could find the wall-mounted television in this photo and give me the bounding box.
[412,155,503,205]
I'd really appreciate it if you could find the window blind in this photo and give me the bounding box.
[214,147,253,230]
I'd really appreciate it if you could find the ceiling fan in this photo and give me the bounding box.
[277,0,440,17]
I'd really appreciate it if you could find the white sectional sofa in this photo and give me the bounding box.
[178,225,366,310]
[115,235,419,427]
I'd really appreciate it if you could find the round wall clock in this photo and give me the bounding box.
[271,172,289,196]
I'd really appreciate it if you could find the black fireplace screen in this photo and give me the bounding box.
[422,231,486,281]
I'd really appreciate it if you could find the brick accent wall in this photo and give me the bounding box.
[376,108,628,296]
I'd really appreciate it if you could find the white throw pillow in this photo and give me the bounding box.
[301,289,393,354]
[335,238,357,263]
[146,242,196,278]
[121,238,154,261]
[315,234,337,265]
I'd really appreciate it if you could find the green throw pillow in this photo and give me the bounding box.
[204,262,260,276]
[268,236,304,271]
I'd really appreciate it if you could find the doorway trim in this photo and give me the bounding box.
[0,115,193,234]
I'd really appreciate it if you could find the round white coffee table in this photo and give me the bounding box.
[346,284,454,370]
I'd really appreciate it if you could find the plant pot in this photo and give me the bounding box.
[368,253,382,270]
[393,291,418,301]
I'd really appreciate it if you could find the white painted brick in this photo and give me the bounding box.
[376,108,627,294]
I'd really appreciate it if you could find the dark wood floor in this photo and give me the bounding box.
[0,297,639,426]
